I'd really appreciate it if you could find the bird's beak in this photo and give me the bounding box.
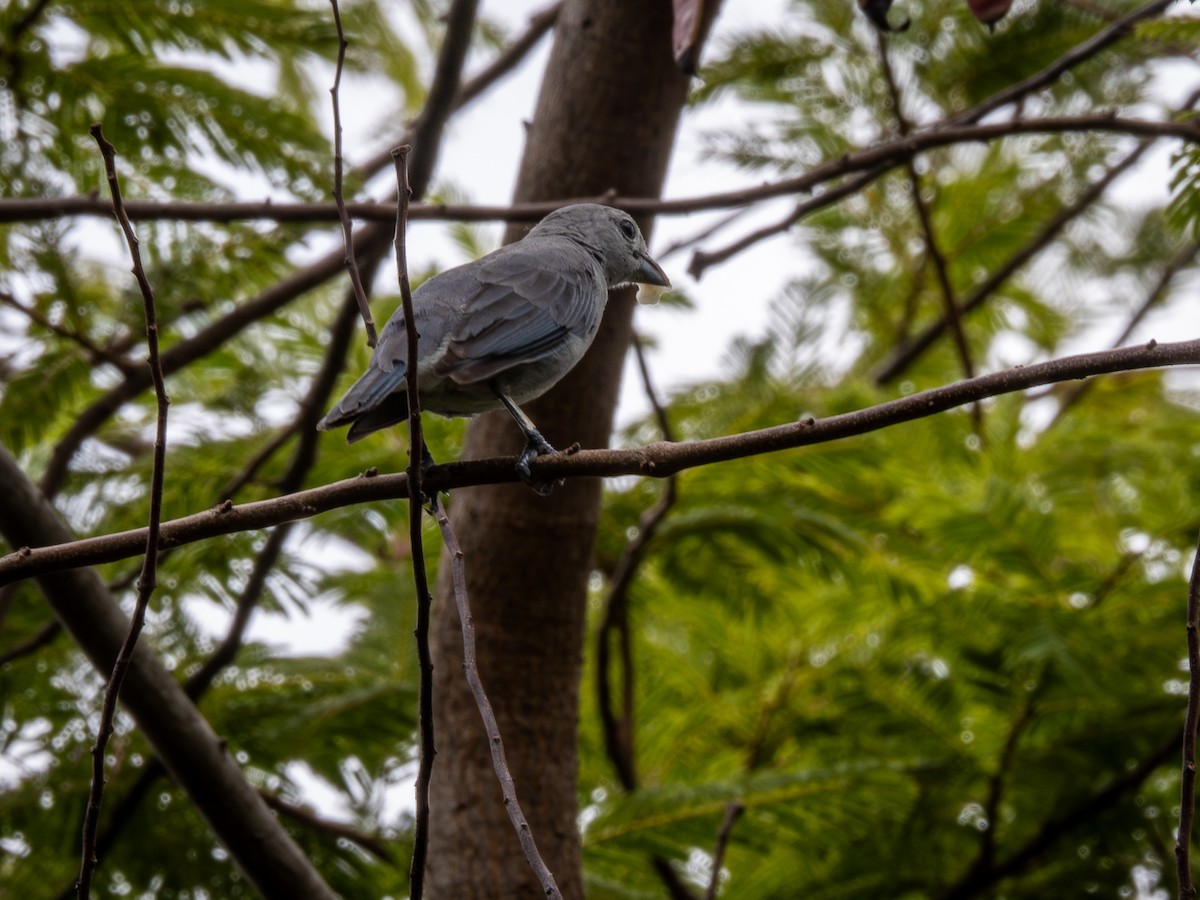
[636,252,670,287]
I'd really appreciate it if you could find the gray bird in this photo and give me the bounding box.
[318,203,670,491]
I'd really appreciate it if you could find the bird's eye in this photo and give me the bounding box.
[619,218,637,239]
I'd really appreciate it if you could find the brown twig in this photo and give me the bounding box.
[258,790,394,864]
[0,617,62,665]
[597,339,679,789]
[352,3,559,182]
[703,801,744,900]
[4,115,1198,236]
[0,291,138,374]
[595,339,693,898]
[9,337,1200,585]
[875,30,981,431]
[328,0,377,347]
[873,140,1151,384]
[946,0,1175,127]
[940,729,1180,899]
[1047,237,1200,429]
[1177,530,1200,899]
[78,124,171,900]
[432,504,563,899]
[391,144,437,899]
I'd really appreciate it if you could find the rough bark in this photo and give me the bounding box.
[426,0,712,895]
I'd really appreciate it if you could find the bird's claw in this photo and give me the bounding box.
[516,434,563,496]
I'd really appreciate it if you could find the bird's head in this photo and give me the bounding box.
[531,203,670,299]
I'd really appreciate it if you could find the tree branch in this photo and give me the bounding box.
[0,454,335,899]
[432,504,562,899]
[328,0,377,347]
[1177,530,1200,899]
[939,729,1180,899]
[258,791,395,865]
[872,139,1150,384]
[6,337,1200,585]
[77,123,172,900]
[2,115,1196,233]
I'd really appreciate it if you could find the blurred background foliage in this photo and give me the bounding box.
[3,0,1200,897]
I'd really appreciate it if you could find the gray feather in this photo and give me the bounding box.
[318,203,670,443]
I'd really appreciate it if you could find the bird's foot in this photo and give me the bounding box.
[516,432,563,496]
[412,443,448,512]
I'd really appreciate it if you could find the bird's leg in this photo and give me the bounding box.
[411,439,444,511]
[493,389,561,495]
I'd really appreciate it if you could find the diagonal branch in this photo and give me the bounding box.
[875,30,981,431]
[872,140,1151,384]
[939,728,1180,899]
[1046,236,1200,429]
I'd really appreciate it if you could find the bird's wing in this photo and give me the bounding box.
[315,308,414,431]
[431,242,600,385]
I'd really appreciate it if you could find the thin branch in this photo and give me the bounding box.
[258,791,394,864]
[597,339,679,789]
[432,505,562,899]
[873,139,1150,384]
[875,31,981,430]
[595,339,693,899]
[945,0,1175,127]
[687,168,883,279]
[391,144,436,900]
[0,291,138,374]
[1047,237,1200,428]
[0,617,62,665]
[352,3,559,181]
[955,691,1040,891]
[78,124,171,900]
[9,337,1200,585]
[703,801,744,900]
[1177,531,1200,900]
[940,729,1180,899]
[3,115,1198,234]
[328,0,377,347]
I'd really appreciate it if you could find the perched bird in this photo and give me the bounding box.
[318,203,670,492]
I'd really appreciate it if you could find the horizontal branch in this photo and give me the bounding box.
[2,115,1195,228]
[3,338,1197,585]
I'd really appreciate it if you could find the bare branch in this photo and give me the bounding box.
[328,0,377,347]
[1047,237,1200,428]
[258,791,395,864]
[391,143,437,900]
[875,30,981,431]
[946,0,1175,127]
[703,801,744,900]
[0,291,138,374]
[77,123,172,900]
[432,504,562,898]
[940,729,1179,899]
[0,617,62,666]
[3,115,1197,236]
[873,140,1150,384]
[1177,531,1200,899]
[7,337,1200,585]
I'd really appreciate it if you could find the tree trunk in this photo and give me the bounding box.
[426,0,712,896]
